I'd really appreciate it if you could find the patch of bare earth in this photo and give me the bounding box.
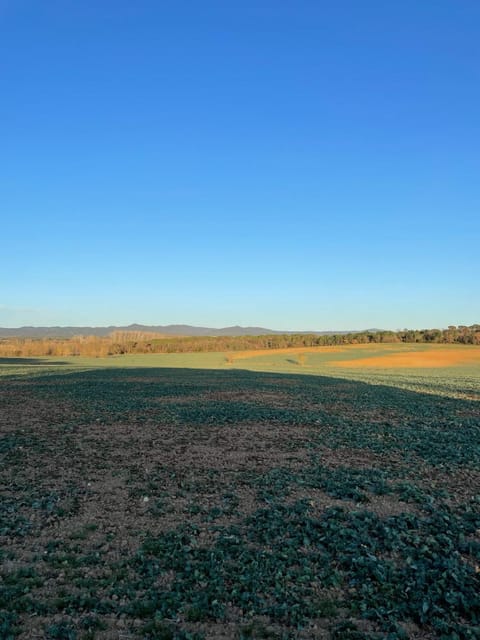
[285,487,420,519]
[0,383,79,436]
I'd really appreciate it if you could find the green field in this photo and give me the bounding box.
[1,345,479,639]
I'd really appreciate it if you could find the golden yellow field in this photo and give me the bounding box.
[227,345,348,360]
[227,343,480,370]
[333,346,480,369]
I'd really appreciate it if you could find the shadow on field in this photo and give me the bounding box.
[5,365,479,468]
[1,366,479,638]
[0,357,70,365]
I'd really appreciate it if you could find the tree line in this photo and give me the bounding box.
[0,325,479,358]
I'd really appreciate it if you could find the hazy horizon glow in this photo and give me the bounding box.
[1,2,479,331]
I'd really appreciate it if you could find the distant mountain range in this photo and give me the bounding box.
[0,324,379,339]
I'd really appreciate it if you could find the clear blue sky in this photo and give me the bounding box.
[1,1,479,330]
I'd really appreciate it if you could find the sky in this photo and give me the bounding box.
[1,1,479,331]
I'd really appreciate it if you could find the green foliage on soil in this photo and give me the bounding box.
[1,359,479,638]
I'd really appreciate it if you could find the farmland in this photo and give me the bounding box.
[1,344,479,639]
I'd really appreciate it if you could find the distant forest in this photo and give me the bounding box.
[0,325,479,358]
